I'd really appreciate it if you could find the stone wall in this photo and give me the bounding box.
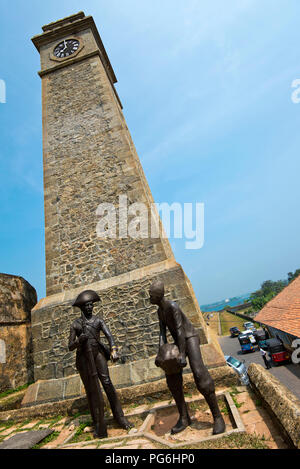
[21,364,234,408]
[248,363,300,449]
[31,260,209,381]
[0,274,37,323]
[0,274,37,392]
[225,308,260,324]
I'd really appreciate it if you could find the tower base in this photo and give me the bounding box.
[28,258,228,406]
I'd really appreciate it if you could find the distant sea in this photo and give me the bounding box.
[200,293,251,313]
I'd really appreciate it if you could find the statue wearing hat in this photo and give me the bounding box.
[150,280,225,435]
[68,290,132,438]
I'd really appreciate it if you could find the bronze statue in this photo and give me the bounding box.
[150,280,225,435]
[68,290,132,438]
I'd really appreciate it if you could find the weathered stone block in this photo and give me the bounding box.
[38,378,64,404]
[63,375,81,399]
[129,357,164,385]
[21,381,39,407]
[0,274,36,392]
[0,274,37,323]
[248,363,300,448]
[109,363,131,388]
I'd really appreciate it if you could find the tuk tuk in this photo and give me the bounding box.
[254,329,268,349]
[238,333,255,353]
[266,338,290,365]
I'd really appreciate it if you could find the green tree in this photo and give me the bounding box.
[287,269,300,283]
[248,268,300,313]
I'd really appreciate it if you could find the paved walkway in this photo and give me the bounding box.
[234,388,288,449]
[0,387,291,449]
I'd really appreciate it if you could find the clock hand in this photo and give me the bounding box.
[61,41,67,52]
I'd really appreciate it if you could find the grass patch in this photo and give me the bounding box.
[219,312,246,336]
[220,405,229,415]
[0,383,32,400]
[24,415,65,431]
[189,401,201,412]
[69,420,93,443]
[230,394,243,409]
[0,420,15,429]
[128,402,141,410]
[188,400,207,412]
[229,388,243,409]
[32,431,60,449]
[179,432,269,449]
[230,385,242,395]
[47,415,65,427]
[71,410,90,419]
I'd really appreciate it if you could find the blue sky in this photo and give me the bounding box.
[0,0,300,305]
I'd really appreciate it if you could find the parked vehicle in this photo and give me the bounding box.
[254,329,268,349]
[230,326,241,337]
[238,333,255,353]
[266,338,290,366]
[243,321,256,332]
[224,355,249,385]
[242,329,257,344]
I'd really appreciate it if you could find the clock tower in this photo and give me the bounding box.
[29,12,225,392]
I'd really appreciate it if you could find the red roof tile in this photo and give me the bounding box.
[255,276,300,338]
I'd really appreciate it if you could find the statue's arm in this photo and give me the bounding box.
[159,317,167,347]
[68,324,80,351]
[172,304,186,361]
[100,319,119,362]
[155,316,167,367]
[99,319,116,349]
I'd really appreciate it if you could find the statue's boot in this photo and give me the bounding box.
[93,420,108,439]
[116,416,133,430]
[212,416,226,435]
[84,384,107,438]
[92,396,108,439]
[104,381,133,429]
[171,415,192,434]
[204,391,226,435]
[166,372,191,434]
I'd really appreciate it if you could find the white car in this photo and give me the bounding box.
[224,355,250,385]
[243,322,256,332]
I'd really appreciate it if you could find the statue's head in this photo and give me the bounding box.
[72,290,100,316]
[149,280,164,305]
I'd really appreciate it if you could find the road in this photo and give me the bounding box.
[218,335,300,400]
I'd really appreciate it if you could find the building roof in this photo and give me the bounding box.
[255,275,300,338]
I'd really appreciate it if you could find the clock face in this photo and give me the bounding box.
[53,39,80,58]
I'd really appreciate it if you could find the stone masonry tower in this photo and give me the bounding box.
[30,13,225,387]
